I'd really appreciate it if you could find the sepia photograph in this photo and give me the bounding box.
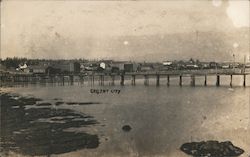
[0,0,250,157]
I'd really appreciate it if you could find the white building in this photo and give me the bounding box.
[163,61,172,66]
[100,62,106,69]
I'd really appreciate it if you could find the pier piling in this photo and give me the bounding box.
[144,75,149,86]
[70,75,74,85]
[190,75,195,86]
[167,75,170,86]
[230,75,233,87]
[79,76,84,85]
[88,76,91,85]
[120,75,125,86]
[62,76,65,86]
[110,75,115,85]
[216,75,220,86]
[49,76,53,84]
[131,75,136,86]
[156,74,160,86]
[99,75,104,86]
[102,75,104,86]
[243,74,246,87]
[92,75,95,85]
[204,75,207,86]
[179,75,182,86]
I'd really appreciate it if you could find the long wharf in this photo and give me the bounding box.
[1,69,250,87]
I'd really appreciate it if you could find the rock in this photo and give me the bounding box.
[180,140,244,157]
[122,125,132,132]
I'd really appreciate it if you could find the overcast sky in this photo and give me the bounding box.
[1,0,249,62]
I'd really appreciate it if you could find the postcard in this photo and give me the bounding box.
[0,0,249,157]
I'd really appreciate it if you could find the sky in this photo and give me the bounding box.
[0,0,249,62]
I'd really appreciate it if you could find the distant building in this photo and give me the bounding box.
[124,63,133,72]
[245,62,250,68]
[220,62,230,69]
[163,61,173,66]
[53,62,80,73]
[110,62,125,71]
[201,62,210,69]
[23,68,30,74]
[132,63,140,72]
[98,60,113,70]
[29,65,48,74]
[100,62,106,69]
[80,62,99,72]
[19,63,28,69]
[71,62,80,73]
[0,64,6,71]
[46,66,61,74]
[209,62,219,69]
[161,61,173,70]
[109,61,139,73]
[16,63,28,71]
[186,64,199,69]
[111,66,120,73]
[139,63,154,72]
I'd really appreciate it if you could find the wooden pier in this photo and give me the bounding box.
[1,69,250,87]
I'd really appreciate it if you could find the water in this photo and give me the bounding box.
[1,76,250,157]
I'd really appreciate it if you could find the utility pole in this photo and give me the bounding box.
[243,55,246,74]
[233,54,235,73]
[232,43,239,73]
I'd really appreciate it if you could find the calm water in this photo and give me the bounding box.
[1,76,250,157]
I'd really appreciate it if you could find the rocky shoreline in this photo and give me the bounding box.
[0,92,100,156]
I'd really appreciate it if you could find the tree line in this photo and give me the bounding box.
[0,57,88,69]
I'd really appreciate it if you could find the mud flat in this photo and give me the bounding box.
[0,93,99,156]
